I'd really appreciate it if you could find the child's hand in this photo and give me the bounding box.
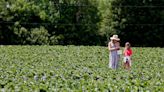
[116,47,120,50]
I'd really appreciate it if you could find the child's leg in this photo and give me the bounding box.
[129,60,132,67]
[127,61,131,70]
[123,63,126,69]
[123,61,129,70]
[123,57,127,69]
[126,62,129,69]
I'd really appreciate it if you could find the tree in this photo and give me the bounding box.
[52,0,101,45]
[110,0,164,46]
[0,0,59,45]
[0,0,101,45]
[98,0,116,45]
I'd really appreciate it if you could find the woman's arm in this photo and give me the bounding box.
[108,42,118,51]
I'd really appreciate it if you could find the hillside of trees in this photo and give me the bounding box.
[0,0,164,46]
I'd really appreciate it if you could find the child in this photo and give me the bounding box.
[123,42,132,70]
[116,40,121,61]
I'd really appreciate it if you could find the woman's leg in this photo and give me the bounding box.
[113,55,118,69]
[109,54,114,69]
[116,55,120,69]
[109,55,111,68]
[111,53,117,69]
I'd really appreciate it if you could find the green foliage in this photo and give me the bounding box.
[98,0,115,38]
[0,0,164,46]
[27,27,50,45]
[0,0,101,45]
[55,0,100,45]
[13,26,28,44]
[0,46,163,91]
[110,0,164,46]
[0,0,60,45]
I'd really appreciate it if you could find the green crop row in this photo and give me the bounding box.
[0,46,163,91]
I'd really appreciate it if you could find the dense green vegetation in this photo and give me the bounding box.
[0,0,164,46]
[0,46,163,91]
[110,0,164,46]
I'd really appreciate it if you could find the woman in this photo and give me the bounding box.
[108,35,120,69]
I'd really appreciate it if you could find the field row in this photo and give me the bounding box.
[0,46,163,91]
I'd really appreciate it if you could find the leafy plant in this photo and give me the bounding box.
[0,46,163,91]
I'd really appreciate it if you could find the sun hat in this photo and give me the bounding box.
[110,35,120,41]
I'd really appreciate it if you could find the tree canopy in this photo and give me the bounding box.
[0,0,164,46]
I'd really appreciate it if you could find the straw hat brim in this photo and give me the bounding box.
[110,37,120,41]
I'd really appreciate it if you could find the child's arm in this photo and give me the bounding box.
[123,48,126,56]
[131,49,133,55]
[130,49,133,56]
[117,42,120,48]
[130,49,133,60]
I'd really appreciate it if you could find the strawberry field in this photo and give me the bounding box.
[0,46,163,91]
